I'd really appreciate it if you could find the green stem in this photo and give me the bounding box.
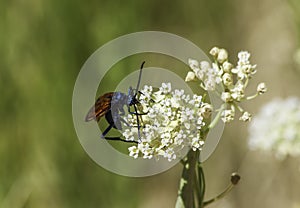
[175,150,206,208]
[246,92,258,100]
[203,173,240,207]
[198,164,205,207]
[195,166,201,206]
[244,78,249,88]
[203,184,234,206]
[208,104,226,129]
[175,153,240,208]
[232,102,243,112]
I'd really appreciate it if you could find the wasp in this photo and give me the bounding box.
[85,61,146,143]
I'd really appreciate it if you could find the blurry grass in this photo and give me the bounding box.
[0,0,247,206]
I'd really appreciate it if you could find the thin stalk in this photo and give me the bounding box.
[203,173,240,207]
[203,184,234,206]
[176,150,200,208]
[208,104,226,129]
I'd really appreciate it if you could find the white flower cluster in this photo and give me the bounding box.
[186,47,267,123]
[123,83,212,161]
[248,97,300,159]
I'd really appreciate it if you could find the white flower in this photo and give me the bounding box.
[231,65,256,80]
[211,63,223,83]
[192,94,203,107]
[143,85,153,93]
[238,51,251,65]
[221,92,232,103]
[187,57,224,91]
[239,111,252,122]
[123,129,135,141]
[217,48,228,63]
[222,61,233,72]
[248,97,300,159]
[200,103,213,118]
[191,137,205,151]
[159,82,171,94]
[232,51,257,80]
[128,146,139,159]
[188,58,200,72]
[185,71,196,82]
[164,148,176,161]
[230,81,245,101]
[221,109,235,123]
[201,63,222,91]
[187,47,266,126]
[192,61,210,80]
[222,73,233,86]
[209,46,220,57]
[257,82,267,94]
[200,61,210,71]
[125,83,208,161]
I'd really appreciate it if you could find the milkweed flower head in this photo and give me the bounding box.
[186,47,267,123]
[123,83,211,161]
[123,47,266,161]
[248,97,300,159]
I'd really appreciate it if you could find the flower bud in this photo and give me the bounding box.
[217,49,228,63]
[221,109,234,123]
[221,92,232,102]
[188,58,200,72]
[222,61,233,72]
[185,71,196,82]
[200,103,213,118]
[239,111,252,122]
[209,47,220,57]
[222,73,233,86]
[257,82,267,94]
[200,61,210,71]
[231,173,241,185]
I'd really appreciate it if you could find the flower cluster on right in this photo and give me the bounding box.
[123,47,267,161]
[248,97,300,159]
[186,47,267,123]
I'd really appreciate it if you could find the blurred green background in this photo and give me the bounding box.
[1,0,300,207]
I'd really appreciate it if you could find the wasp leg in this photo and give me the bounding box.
[137,91,155,103]
[133,104,142,140]
[127,105,148,115]
[119,110,144,133]
[129,111,148,116]
[102,136,138,144]
[101,123,138,143]
[101,124,114,138]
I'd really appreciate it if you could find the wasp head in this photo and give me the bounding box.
[127,86,139,106]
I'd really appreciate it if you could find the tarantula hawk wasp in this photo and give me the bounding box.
[85,61,147,143]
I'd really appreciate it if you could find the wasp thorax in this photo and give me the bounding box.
[111,92,128,105]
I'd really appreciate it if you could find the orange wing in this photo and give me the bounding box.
[85,92,114,122]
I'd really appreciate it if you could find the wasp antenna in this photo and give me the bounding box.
[140,61,145,69]
[135,61,145,92]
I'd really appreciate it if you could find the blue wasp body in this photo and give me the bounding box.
[85,62,146,143]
